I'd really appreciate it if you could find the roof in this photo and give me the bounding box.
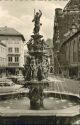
[63,0,80,11]
[61,30,80,47]
[0,42,6,47]
[0,27,25,41]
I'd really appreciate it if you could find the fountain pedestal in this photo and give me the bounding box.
[26,80,48,109]
[23,10,49,110]
[28,81,43,109]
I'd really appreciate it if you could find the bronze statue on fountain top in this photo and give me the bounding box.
[32,10,42,35]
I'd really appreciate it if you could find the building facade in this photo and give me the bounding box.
[53,0,80,44]
[45,39,54,73]
[24,50,28,65]
[0,27,25,75]
[60,29,80,78]
[0,42,6,76]
[47,47,54,73]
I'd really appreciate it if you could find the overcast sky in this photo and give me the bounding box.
[0,0,69,43]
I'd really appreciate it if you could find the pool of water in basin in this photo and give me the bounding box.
[0,97,78,110]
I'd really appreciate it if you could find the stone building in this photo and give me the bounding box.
[0,27,25,75]
[53,0,80,75]
[46,39,54,73]
[60,27,80,78]
[0,41,6,76]
[24,49,28,65]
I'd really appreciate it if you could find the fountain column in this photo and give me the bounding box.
[23,10,49,109]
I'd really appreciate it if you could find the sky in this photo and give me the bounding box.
[0,0,69,44]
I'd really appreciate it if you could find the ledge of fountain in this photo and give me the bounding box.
[26,79,50,84]
[0,105,79,117]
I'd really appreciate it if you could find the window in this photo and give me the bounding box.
[15,48,19,53]
[8,48,12,53]
[8,57,12,62]
[15,56,19,62]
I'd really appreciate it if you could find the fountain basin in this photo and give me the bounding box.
[0,89,79,124]
[0,103,79,125]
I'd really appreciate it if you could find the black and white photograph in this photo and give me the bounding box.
[0,0,79,124]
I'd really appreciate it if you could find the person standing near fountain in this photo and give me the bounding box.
[23,10,49,110]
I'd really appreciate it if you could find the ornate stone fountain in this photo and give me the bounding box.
[23,10,49,109]
[0,10,79,125]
